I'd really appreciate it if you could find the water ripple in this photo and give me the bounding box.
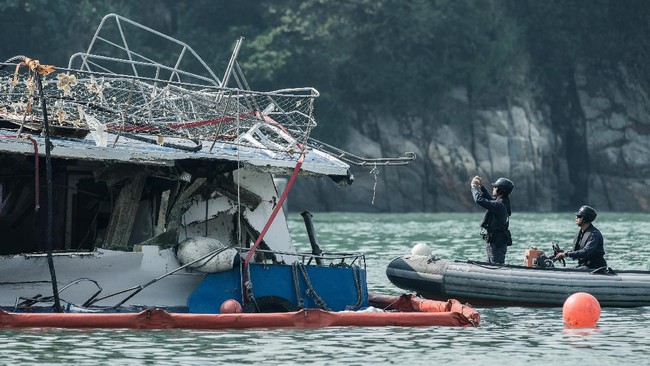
[2,213,650,365]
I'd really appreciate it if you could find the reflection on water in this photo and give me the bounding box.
[2,213,650,365]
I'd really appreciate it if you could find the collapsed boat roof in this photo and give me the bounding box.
[0,13,355,181]
[0,128,351,178]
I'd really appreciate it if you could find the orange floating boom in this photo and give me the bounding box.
[0,294,480,329]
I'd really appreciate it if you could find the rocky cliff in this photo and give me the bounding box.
[289,65,650,213]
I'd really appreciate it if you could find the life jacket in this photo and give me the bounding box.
[572,225,607,268]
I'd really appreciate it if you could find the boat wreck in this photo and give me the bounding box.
[387,246,650,307]
[0,14,479,328]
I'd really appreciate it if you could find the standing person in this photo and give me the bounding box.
[470,175,514,264]
[555,205,607,269]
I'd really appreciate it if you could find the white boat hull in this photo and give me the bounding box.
[0,246,205,310]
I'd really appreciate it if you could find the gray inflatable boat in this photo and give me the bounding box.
[386,255,650,307]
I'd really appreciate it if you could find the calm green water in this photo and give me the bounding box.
[2,212,650,365]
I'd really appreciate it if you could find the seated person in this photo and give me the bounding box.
[555,205,607,269]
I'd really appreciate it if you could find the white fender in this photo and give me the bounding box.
[176,237,238,273]
[411,242,432,257]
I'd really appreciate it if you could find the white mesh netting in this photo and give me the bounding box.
[0,63,317,151]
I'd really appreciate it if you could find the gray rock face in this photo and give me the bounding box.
[289,65,650,212]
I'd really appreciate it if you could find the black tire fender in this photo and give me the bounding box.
[243,296,299,313]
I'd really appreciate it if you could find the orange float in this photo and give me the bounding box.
[563,292,601,328]
[220,299,243,313]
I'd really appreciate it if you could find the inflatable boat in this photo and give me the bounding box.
[386,253,650,307]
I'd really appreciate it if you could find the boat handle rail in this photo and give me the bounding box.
[307,137,416,166]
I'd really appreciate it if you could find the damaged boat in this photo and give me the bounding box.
[0,14,477,328]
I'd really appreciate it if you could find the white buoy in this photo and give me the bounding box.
[411,242,432,256]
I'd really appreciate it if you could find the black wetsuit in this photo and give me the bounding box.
[566,224,607,269]
[471,185,511,264]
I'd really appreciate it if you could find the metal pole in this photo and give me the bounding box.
[300,210,323,265]
[222,37,244,88]
[36,73,62,313]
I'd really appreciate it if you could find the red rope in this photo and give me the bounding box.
[105,112,257,133]
[243,151,304,267]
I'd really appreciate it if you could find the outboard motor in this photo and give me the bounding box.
[524,246,554,268]
[535,254,554,268]
[300,210,323,265]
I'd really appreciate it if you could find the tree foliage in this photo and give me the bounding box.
[1,0,649,140]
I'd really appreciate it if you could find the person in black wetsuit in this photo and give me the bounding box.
[470,176,514,264]
[555,205,607,269]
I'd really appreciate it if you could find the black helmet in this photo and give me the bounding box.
[492,177,514,195]
[575,205,597,223]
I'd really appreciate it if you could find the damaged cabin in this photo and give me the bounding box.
[0,140,291,255]
[0,14,359,258]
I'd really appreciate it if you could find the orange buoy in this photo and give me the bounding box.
[220,299,243,314]
[562,292,601,328]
